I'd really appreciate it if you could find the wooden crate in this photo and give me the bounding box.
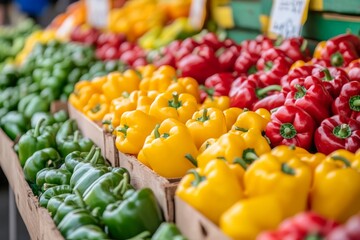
[104,132,119,167]
[0,129,63,240]
[118,151,179,222]
[175,197,230,240]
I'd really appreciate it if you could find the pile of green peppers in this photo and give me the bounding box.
[0,40,127,140]
[18,116,186,240]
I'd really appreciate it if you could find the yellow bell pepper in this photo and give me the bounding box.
[231,110,269,132]
[83,94,109,122]
[310,150,360,223]
[314,41,326,59]
[244,152,312,218]
[223,107,243,131]
[200,96,230,111]
[139,65,176,92]
[186,108,227,149]
[136,90,158,114]
[176,159,243,224]
[102,113,114,133]
[102,71,140,101]
[115,110,159,155]
[166,77,200,103]
[255,108,271,121]
[149,91,198,123]
[69,84,97,110]
[138,118,198,178]
[197,132,246,169]
[136,64,157,78]
[110,92,137,128]
[91,76,108,92]
[198,138,217,154]
[220,195,283,240]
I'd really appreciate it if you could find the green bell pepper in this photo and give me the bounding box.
[73,164,110,195]
[18,94,50,119]
[53,110,68,123]
[58,209,99,237]
[0,111,27,140]
[151,223,187,240]
[35,168,71,191]
[23,148,62,183]
[47,193,70,217]
[65,224,108,240]
[39,184,72,207]
[30,112,55,128]
[18,118,56,167]
[58,130,94,157]
[64,146,95,173]
[55,119,78,145]
[103,188,164,239]
[53,192,86,225]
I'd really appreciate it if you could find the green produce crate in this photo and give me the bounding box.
[230,0,262,30]
[226,28,261,43]
[310,0,360,15]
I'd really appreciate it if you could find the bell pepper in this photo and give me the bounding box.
[284,76,333,125]
[58,208,99,237]
[36,168,71,191]
[278,37,311,62]
[46,193,70,217]
[102,71,140,100]
[327,214,360,240]
[56,119,78,145]
[151,222,186,240]
[176,159,243,224]
[65,225,109,240]
[312,67,350,98]
[200,96,230,111]
[265,105,316,150]
[167,77,200,103]
[198,138,217,154]
[320,33,360,67]
[177,45,221,84]
[256,48,292,86]
[242,35,274,55]
[115,110,159,155]
[332,81,360,122]
[139,65,176,92]
[149,91,198,123]
[223,107,243,131]
[83,170,131,214]
[39,185,73,207]
[53,193,86,225]
[69,83,97,110]
[30,112,55,129]
[24,148,62,183]
[232,110,270,133]
[234,51,260,76]
[102,188,163,239]
[18,118,56,167]
[17,93,50,119]
[73,164,110,195]
[314,41,326,59]
[197,132,246,169]
[108,91,138,128]
[281,65,316,93]
[218,45,242,72]
[347,59,360,82]
[244,151,312,218]
[200,73,235,102]
[64,147,104,173]
[138,118,198,178]
[258,212,338,240]
[185,108,227,149]
[0,111,27,140]
[83,94,109,122]
[220,195,283,240]
[315,115,360,154]
[252,92,286,112]
[311,150,360,222]
[58,130,93,157]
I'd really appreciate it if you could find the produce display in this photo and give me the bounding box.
[1,1,360,240]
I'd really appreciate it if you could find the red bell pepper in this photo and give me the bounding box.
[258,212,338,240]
[265,105,316,150]
[252,91,286,112]
[284,76,333,125]
[327,214,360,240]
[347,59,360,82]
[96,32,126,48]
[257,48,292,86]
[241,35,274,55]
[200,73,235,101]
[229,77,282,109]
[217,45,241,72]
[70,25,100,45]
[315,115,360,154]
[320,33,360,67]
[312,67,350,98]
[234,51,260,76]
[281,65,316,93]
[177,45,220,84]
[175,38,199,61]
[199,32,224,51]
[332,81,360,122]
[278,37,311,62]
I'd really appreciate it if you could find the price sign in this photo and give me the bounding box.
[85,0,110,28]
[189,0,207,30]
[269,0,310,38]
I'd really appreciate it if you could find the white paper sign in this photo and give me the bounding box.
[189,0,207,30]
[85,0,110,28]
[269,0,309,38]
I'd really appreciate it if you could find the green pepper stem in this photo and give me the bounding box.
[90,148,101,165]
[154,124,160,139]
[73,130,79,142]
[34,118,46,138]
[256,85,282,98]
[235,126,248,132]
[264,61,274,72]
[289,145,296,150]
[300,40,308,52]
[242,148,258,164]
[117,125,129,137]
[280,123,297,139]
[330,52,344,67]
[85,145,96,161]
[294,84,307,99]
[169,91,182,109]
[197,108,209,122]
[187,169,206,187]
[74,189,86,209]
[127,231,151,240]
[114,173,130,196]
[349,95,360,111]
[333,124,351,139]
[305,233,323,240]
[247,65,258,75]
[322,68,333,81]
[233,157,248,170]
[122,91,130,98]
[185,154,198,167]
[200,85,215,97]
[281,163,295,175]
[331,155,351,168]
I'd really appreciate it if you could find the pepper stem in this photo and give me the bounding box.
[233,157,248,170]
[305,233,323,240]
[281,163,295,175]
[114,173,130,196]
[294,84,307,99]
[197,108,209,122]
[264,61,274,72]
[333,124,351,139]
[300,40,308,52]
[256,85,282,99]
[280,123,297,139]
[330,52,344,67]
[90,148,101,165]
[91,104,101,113]
[85,145,96,161]
[322,68,333,81]
[234,126,248,132]
[185,154,198,167]
[247,65,257,75]
[169,91,182,109]
[74,189,86,209]
[187,169,206,187]
[154,124,160,139]
[73,130,79,142]
[122,91,130,98]
[200,85,215,98]
[242,148,258,164]
[34,118,46,138]
[117,125,129,137]
[349,95,360,111]
[331,155,351,168]
[127,231,151,240]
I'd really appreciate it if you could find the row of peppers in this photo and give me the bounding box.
[14,111,186,240]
